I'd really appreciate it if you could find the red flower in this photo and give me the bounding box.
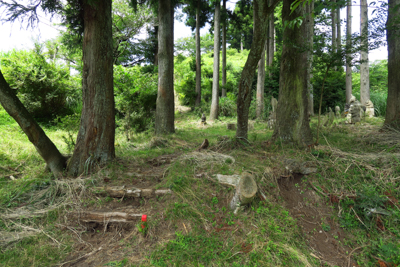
[141,214,147,222]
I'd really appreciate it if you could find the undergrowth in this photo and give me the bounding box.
[0,106,399,267]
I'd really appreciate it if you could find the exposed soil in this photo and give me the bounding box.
[278,173,359,267]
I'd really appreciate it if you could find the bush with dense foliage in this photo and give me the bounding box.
[0,45,80,119]
[114,65,157,133]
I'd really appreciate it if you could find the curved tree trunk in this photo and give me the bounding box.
[256,42,266,119]
[0,71,66,178]
[195,1,202,107]
[221,0,227,98]
[236,0,279,139]
[272,0,313,147]
[210,1,221,121]
[384,0,400,129]
[68,0,115,176]
[346,0,352,104]
[155,0,175,134]
[360,0,371,107]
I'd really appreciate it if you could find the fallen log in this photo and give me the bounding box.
[92,186,172,198]
[71,211,143,223]
[230,173,257,211]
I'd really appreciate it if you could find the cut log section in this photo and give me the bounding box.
[229,173,257,211]
[71,211,143,223]
[92,186,172,198]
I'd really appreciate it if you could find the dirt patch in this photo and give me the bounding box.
[278,174,358,267]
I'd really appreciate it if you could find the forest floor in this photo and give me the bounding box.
[1,109,400,267]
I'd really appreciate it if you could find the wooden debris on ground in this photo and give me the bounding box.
[70,211,143,223]
[92,186,172,198]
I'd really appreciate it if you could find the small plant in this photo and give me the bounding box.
[137,214,148,236]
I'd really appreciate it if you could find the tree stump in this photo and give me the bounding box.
[227,123,236,130]
[229,173,257,211]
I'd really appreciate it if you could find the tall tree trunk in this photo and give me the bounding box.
[68,0,115,176]
[210,2,221,121]
[256,42,266,119]
[221,0,227,98]
[337,5,341,52]
[360,0,370,107]
[154,25,159,66]
[0,71,66,178]
[332,0,336,54]
[195,2,201,106]
[267,8,274,77]
[240,35,244,52]
[384,0,400,129]
[155,0,175,134]
[272,0,313,147]
[236,0,279,139]
[346,0,352,104]
[306,0,314,116]
[332,0,337,71]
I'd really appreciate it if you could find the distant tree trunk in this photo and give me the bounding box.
[306,0,314,116]
[236,0,279,139]
[360,0,370,106]
[337,5,341,52]
[384,0,400,129]
[221,0,227,98]
[332,0,336,54]
[0,71,66,178]
[241,35,244,52]
[267,8,274,77]
[346,0,352,104]
[68,0,115,176]
[195,1,201,107]
[210,1,221,121]
[256,42,266,119]
[332,0,337,71]
[155,0,175,134]
[272,0,313,147]
[154,25,159,66]
[266,0,275,97]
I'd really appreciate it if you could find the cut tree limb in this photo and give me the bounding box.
[230,173,257,211]
[71,211,143,223]
[92,186,172,198]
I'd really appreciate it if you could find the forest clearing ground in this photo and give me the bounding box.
[1,112,399,267]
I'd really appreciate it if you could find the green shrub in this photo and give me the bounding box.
[0,45,80,119]
[114,65,157,134]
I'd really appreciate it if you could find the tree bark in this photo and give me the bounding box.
[221,0,227,98]
[236,0,279,139]
[210,1,221,121]
[306,1,314,116]
[384,0,400,129]
[267,6,274,78]
[332,0,337,54]
[272,0,313,147]
[0,71,66,178]
[155,0,175,134]
[360,0,370,106]
[195,1,202,106]
[337,5,341,52]
[346,0,352,104]
[68,0,115,176]
[256,42,266,119]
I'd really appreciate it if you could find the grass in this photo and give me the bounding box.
[0,106,399,267]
